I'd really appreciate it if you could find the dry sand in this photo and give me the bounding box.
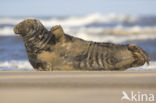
[0,71,156,103]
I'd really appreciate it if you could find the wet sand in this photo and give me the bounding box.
[0,71,156,103]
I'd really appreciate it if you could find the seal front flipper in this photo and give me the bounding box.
[50,25,66,42]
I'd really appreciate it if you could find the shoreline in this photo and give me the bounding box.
[0,71,156,103]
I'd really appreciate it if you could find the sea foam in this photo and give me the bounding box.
[0,60,155,71]
[0,13,156,43]
[0,60,33,70]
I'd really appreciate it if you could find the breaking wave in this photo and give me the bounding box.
[0,13,156,43]
[0,60,33,70]
[0,27,13,35]
[128,61,156,71]
[41,13,138,27]
[0,13,138,26]
[0,60,155,71]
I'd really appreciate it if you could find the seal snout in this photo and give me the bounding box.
[14,24,20,34]
[13,18,44,37]
[13,21,26,35]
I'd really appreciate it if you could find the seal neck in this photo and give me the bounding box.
[23,28,55,54]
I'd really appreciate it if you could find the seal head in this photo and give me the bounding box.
[14,18,45,37]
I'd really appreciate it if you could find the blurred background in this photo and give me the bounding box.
[0,0,156,70]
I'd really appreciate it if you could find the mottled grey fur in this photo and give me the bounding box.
[14,18,150,71]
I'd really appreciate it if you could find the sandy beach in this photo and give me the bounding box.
[0,71,155,103]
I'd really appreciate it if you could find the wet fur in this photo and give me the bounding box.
[14,18,150,71]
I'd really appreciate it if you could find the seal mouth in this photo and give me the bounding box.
[13,20,27,36]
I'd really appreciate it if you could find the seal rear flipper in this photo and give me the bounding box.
[50,25,66,42]
[104,44,150,70]
[128,44,150,67]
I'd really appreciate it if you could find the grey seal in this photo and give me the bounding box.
[14,18,150,71]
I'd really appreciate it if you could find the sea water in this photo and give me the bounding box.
[0,13,156,70]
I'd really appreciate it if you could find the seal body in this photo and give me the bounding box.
[14,18,150,71]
